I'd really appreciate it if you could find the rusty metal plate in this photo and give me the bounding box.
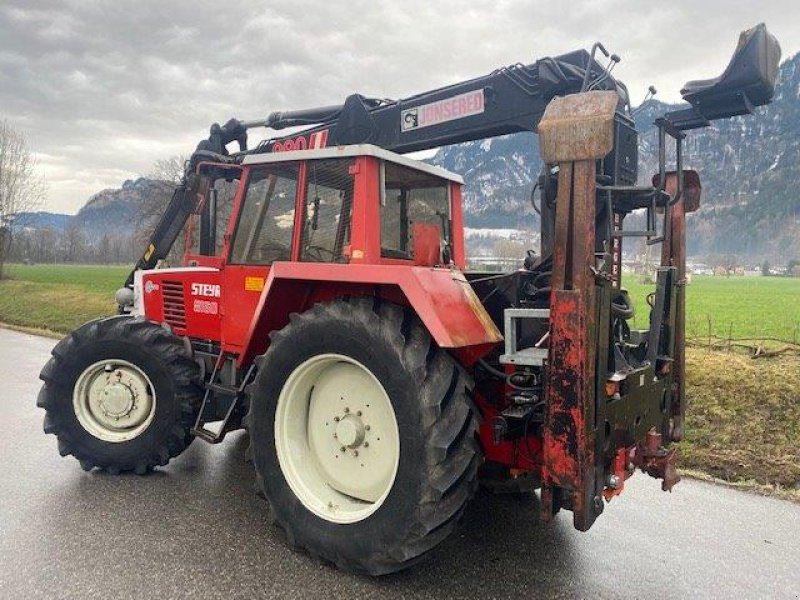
[537,91,619,163]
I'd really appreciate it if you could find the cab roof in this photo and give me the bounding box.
[241,144,464,184]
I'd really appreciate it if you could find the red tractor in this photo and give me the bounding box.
[39,25,780,574]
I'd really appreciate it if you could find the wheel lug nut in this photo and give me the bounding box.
[344,407,350,413]
[364,441,369,447]
[333,433,338,439]
[340,446,346,453]
[353,450,359,457]
[334,416,340,422]
[356,410,362,417]
[365,425,370,431]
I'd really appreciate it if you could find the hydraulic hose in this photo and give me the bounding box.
[611,289,635,320]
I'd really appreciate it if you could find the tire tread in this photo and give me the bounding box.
[246,299,479,575]
[37,316,202,474]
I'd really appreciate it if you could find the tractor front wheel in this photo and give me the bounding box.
[247,299,480,575]
[38,316,203,474]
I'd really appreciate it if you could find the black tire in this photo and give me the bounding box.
[37,316,203,474]
[246,299,480,575]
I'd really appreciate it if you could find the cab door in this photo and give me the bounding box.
[220,162,302,350]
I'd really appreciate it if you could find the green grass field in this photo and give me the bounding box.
[0,263,128,333]
[1,262,798,493]
[5,263,129,293]
[3,263,799,340]
[625,275,800,342]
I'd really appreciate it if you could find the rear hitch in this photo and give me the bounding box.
[632,429,681,492]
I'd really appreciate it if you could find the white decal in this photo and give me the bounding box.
[401,90,485,132]
[144,280,159,294]
[190,283,221,298]
[193,299,219,315]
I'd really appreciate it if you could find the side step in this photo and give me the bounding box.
[191,360,254,444]
[191,383,240,444]
[499,308,550,366]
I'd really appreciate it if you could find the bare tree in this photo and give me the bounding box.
[34,227,58,263]
[135,155,189,265]
[137,155,187,234]
[97,234,111,263]
[62,222,85,263]
[150,156,186,184]
[0,119,47,278]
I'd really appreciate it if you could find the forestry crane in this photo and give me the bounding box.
[39,24,780,574]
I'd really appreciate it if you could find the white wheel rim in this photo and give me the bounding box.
[73,359,157,443]
[275,354,400,524]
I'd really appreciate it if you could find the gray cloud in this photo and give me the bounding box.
[1,0,797,213]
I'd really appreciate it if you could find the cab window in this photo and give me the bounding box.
[212,178,239,255]
[300,159,354,263]
[176,173,239,263]
[230,164,299,264]
[380,162,450,259]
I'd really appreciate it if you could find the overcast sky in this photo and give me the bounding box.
[1,0,797,214]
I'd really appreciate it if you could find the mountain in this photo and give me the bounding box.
[14,211,71,231]
[10,177,172,264]
[431,51,800,261]
[633,54,800,259]
[430,133,542,229]
[17,177,171,240]
[71,178,172,244]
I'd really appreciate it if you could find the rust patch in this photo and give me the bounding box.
[538,91,619,162]
[542,290,585,489]
[454,271,504,344]
[632,429,681,492]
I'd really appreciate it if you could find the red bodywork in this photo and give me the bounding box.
[139,262,502,366]
[138,150,501,369]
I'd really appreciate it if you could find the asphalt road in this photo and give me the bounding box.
[1,327,799,600]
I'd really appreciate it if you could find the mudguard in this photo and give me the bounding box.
[238,262,502,367]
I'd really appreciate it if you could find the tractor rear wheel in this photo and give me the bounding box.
[246,299,480,575]
[38,316,202,474]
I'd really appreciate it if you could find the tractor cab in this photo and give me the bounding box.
[134,145,471,354]
[184,145,465,268]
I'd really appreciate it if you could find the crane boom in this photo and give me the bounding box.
[250,48,630,156]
